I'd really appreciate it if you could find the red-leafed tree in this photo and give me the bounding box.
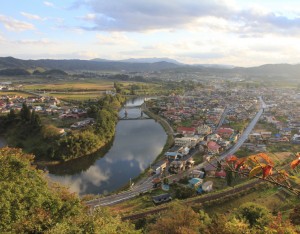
[208,152,300,196]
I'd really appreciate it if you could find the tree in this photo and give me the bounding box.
[147,202,203,234]
[225,167,233,186]
[0,147,139,233]
[236,202,272,228]
[20,102,31,121]
[289,204,300,225]
[7,109,17,121]
[30,109,40,127]
[207,153,300,196]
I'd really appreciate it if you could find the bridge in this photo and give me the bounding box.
[123,105,142,109]
[119,116,151,120]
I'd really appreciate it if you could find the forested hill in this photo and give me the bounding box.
[0,57,180,72]
[0,56,300,77]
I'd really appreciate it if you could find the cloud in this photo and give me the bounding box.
[15,38,54,45]
[72,0,300,36]
[44,1,55,8]
[21,12,46,21]
[76,0,235,31]
[96,32,135,45]
[0,14,35,31]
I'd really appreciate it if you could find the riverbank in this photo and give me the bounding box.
[142,102,174,162]
[121,103,175,188]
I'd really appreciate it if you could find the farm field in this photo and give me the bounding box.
[48,91,105,101]
[0,90,32,97]
[22,81,114,91]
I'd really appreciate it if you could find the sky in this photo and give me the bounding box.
[1,0,300,66]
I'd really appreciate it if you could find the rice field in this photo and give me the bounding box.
[0,91,32,97]
[48,91,104,101]
[23,81,114,91]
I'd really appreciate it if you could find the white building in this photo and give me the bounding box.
[175,137,199,148]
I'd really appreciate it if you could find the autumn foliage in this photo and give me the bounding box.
[219,152,300,196]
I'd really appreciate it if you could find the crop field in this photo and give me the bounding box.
[0,91,32,97]
[48,91,104,101]
[23,81,114,91]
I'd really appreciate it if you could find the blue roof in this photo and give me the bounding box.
[189,178,202,185]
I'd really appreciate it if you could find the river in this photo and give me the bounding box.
[49,97,167,195]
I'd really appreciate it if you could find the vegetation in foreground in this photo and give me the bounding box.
[1,147,300,233]
[0,94,125,162]
[0,147,138,233]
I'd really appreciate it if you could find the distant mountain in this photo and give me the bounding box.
[193,64,235,69]
[0,57,180,72]
[119,57,182,65]
[232,63,300,77]
[0,68,30,76]
[33,69,68,76]
[0,57,299,79]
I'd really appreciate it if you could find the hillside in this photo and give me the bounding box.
[0,57,180,72]
[1,57,300,78]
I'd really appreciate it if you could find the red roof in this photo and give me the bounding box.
[215,170,226,178]
[207,141,221,151]
[217,128,234,134]
[177,126,196,133]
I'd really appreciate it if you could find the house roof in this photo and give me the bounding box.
[177,126,196,132]
[189,178,202,185]
[217,128,234,134]
[207,141,221,151]
[215,170,226,177]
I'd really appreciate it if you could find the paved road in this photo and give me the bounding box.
[86,97,265,208]
[215,106,229,131]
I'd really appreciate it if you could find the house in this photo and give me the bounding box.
[261,132,272,139]
[215,170,226,178]
[217,127,234,139]
[175,136,199,148]
[280,128,292,137]
[190,170,205,179]
[202,181,213,192]
[207,141,221,154]
[197,124,212,135]
[152,193,172,205]
[169,161,184,173]
[177,126,196,136]
[292,134,300,144]
[248,133,262,142]
[152,161,167,175]
[189,178,203,188]
[165,145,185,160]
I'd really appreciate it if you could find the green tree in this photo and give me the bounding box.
[147,202,203,234]
[7,108,17,121]
[236,202,272,228]
[0,147,139,233]
[20,102,31,121]
[289,204,300,226]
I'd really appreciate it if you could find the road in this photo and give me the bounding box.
[219,108,263,160]
[215,106,229,131]
[86,97,265,208]
[122,179,263,221]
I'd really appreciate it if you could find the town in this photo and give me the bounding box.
[2,78,298,205]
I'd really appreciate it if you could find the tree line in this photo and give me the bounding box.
[0,94,125,162]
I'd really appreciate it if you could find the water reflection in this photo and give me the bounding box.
[49,98,167,195]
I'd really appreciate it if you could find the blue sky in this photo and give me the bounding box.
[1,0,300,66]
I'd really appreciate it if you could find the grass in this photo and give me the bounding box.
[23,81,114,91]
[48,92,104,101]
[202,184,299,219]
[0,90,33,97]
